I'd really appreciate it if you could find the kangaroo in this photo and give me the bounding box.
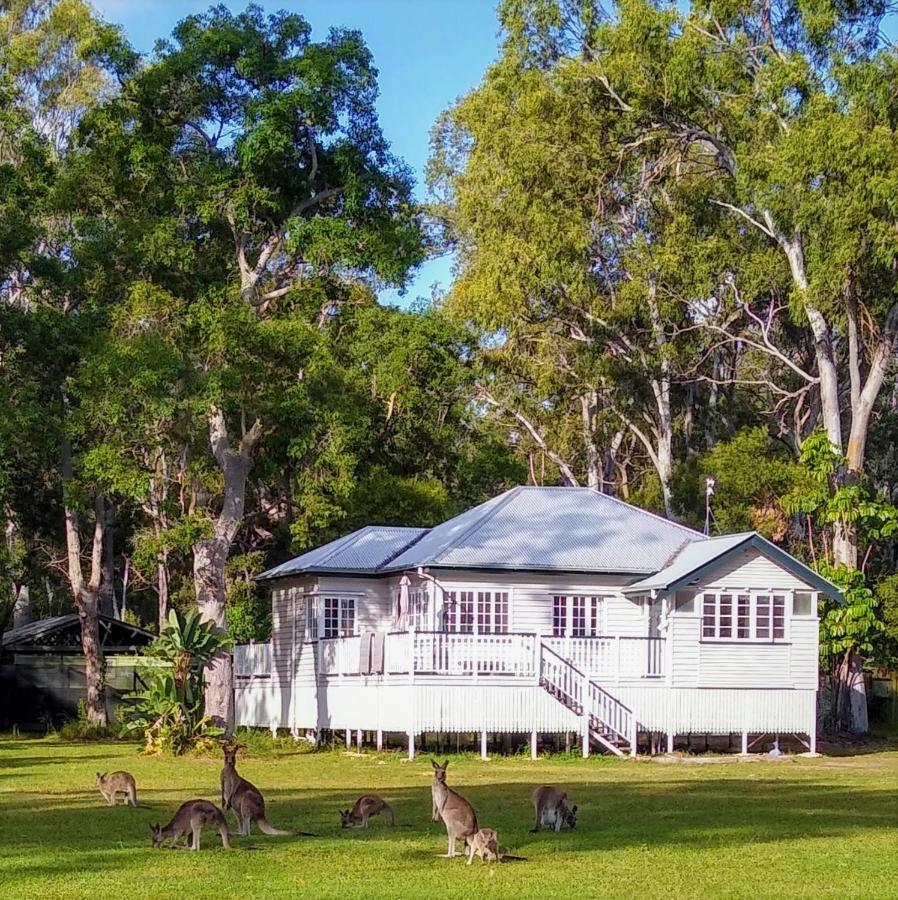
[220,744,290,837]
[340,795,395,828]
[431,759,477,858]
[150,800,231,851]
[465,827,499,865]
[96,771,137,807]
[530,785,577,832]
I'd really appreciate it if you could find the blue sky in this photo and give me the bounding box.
[91,0,502,307]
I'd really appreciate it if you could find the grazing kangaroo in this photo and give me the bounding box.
[340,795,395,828]
[430,759,477,858]
[530,785,577,832]
[220,744,289,837]
[150,800,231,851]
[96,771,137,807]
[465,827,499,865]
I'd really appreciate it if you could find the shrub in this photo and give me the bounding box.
[122,608,229,754]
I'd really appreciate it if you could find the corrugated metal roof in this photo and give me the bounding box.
[385,486,703,573]
[256,525,428,580]
[258,486,705,580]
[622,531,843,601]
[1,614,153,648]
[622,533,754,594]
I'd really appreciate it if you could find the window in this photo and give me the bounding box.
[304,596,318,640]
[794,592,814,616]
[553,596,604,637]
[736,594,750,639]
[701,591,788,642]
[443,590,507,633]
[323,597,355,638]
[443,591,474,633]
[410,588,430,630]
[477,591,509,634]
[552,595,566,637]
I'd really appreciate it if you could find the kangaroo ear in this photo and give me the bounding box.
[430,759,439,769]
[442,759,450,769]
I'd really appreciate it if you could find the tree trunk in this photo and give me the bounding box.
[193,406,262,734]
[580,393,600,490]
[194,534,234,732]
[12,584,31,627]
[157,552,169,632]
[61,440,108,726]
[77,586,107,726]
[834,648,868,734]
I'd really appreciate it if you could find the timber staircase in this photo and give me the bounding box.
[538,642,636,757]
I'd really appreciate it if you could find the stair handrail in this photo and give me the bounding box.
[539,640,634,748]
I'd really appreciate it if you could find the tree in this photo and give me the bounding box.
[440,0,898,730]
[70,5,425,730]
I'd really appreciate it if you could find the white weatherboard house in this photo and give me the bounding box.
[235,486,840,757]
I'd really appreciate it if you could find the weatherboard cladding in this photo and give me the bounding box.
[257,486,705,580]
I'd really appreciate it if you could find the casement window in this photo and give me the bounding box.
[322,597,356,638]
[443,590,507,634]
[410,588,430,630]
[552,595,604,637]
[304,596,318,641]
[701,592,786,641]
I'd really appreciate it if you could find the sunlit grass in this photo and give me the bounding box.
[1,735,897,899]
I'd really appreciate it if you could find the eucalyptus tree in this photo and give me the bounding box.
[70,6,425,729]
[430,4,733,513]
[445,0,898,730]
[0,0,132,723]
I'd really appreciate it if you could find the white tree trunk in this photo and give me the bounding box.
[194,407,262,734]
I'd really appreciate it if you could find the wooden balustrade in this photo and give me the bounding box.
[314,631,664,680]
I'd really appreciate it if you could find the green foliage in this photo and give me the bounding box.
[123,608,228,754]
[673,428,806,537]
[226,552,270,643]
[816,563,881,662]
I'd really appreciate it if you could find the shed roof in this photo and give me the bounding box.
[622,532,842,601]
[257,486,704,580]
[1,614,154,651]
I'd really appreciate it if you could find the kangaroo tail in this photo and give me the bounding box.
[257,818,291,836]
[499,854,528,862]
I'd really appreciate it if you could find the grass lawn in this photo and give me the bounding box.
[2,737,898,899]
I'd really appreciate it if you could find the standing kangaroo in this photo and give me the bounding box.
[96,771,137,807]
[530,785,578,832]
[340,795,395,828]
[150,800,231,851]
[430,759,477,858]
[220,744,289,836]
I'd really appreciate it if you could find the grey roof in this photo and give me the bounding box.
[622,532,843,601]
[1,614,154,649]
[256,525,428,580]
[257,486,704,580]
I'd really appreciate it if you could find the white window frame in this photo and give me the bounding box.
[304,595,318,641]
[700,590,791,643]
[551,595,605,638]
[321,596,356,639]
[442,589,509,634]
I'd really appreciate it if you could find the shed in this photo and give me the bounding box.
[0,614,154,730]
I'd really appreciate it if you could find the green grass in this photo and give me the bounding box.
[2,737,898,899]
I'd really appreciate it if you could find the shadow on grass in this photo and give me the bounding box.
[2,775,896,865]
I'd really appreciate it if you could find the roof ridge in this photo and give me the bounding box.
[427,486,524,565]
[376,527,432,571]
[585,487,706,539]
